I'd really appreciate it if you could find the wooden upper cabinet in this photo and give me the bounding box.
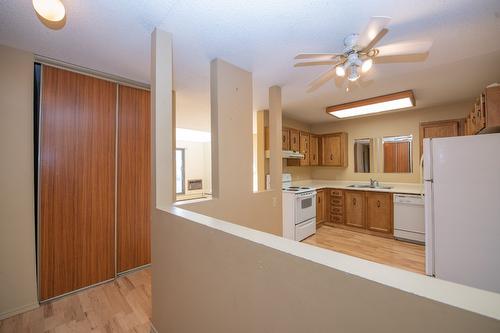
[484,86,500,132]
[419,119,462,156]
[366,192,393,234]
[282,128,290,150]
[322,132,347,167]
[299,132,310,166]
[289,129,300,151]
[316,189,325,225]
[344,191,365,228]
[309,135,319,166]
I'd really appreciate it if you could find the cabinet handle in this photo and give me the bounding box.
[377,200,380,208]
[318,197,321,203]
[330,154,333,160]
[353,198,356,205]
[313,154,316,160]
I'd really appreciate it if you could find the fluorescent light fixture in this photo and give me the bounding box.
[176,128,211,142]
[32,0,66,22]
[326,90,415,119]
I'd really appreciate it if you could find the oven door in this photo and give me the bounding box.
[295,192,316,224]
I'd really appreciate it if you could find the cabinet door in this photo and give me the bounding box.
[316,189,325,225]
[117,85,151,273]
[323,135,341,166]
[299,132,310,166]
[310,135,319,166]
[290,129,300,151]
[366,192,393,233]
[344,191,365,228]
[419,120,461,156]
[282,128,290,150]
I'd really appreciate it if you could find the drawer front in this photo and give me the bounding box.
[330,214,344,224]
[330,206,343,215]
[330,189,343,197]
[330,197,343,206]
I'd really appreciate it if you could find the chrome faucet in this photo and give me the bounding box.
[370,178,379,188]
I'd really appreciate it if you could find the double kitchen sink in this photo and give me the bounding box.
[347,184,394,190]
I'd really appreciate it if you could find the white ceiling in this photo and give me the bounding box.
[1,0,500,130]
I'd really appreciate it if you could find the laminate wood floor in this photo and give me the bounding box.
[303,225,425,274]
[0,269,151,333]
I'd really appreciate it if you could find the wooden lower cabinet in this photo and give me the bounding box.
[328,189,344,225]
[316,189,326,225]
[324,188,393,238]
[344,191,365,228]
[366,192,393,234]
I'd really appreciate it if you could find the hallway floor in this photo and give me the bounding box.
[0,269,151,333]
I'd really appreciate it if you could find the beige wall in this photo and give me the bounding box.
[310,101,470,183]
[0,45,39,319]
[152,208,500,333]
[181,59,282,236]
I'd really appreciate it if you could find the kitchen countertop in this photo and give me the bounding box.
[291,179,423,195]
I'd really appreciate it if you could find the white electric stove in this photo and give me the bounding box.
[282,174,316,241]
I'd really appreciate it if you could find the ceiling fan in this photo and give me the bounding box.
[294,16,432,92]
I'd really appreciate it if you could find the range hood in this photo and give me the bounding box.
[265,150,304,159]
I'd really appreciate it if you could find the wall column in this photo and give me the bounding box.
[150,28,174,209]
[269,85,283,190]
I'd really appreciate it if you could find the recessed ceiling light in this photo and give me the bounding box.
[33,0,66,22]
[326,90,415,119]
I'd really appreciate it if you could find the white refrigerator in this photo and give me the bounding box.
[424,133,500,293]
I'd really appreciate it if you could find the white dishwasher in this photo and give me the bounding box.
[393,194,425,244]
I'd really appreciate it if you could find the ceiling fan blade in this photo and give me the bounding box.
[294,53,342,60]
[307,67,337,92]
[362,28,388,52]
[357,16,392,49]
[376,40,433,57]
[294,60,341,67]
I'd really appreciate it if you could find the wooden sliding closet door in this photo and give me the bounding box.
[40,66,116,300]
[117,85,151,273]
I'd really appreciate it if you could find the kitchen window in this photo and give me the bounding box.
[176,148,185,194]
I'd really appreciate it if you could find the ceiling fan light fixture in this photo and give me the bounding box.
[326,90,415,119]
[362,58,373,73]
[32,0,65,22]
[347,66,360,82]
[335,65,346,77]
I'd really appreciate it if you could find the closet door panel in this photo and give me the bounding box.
[40,66,116,300]
[117,85,151,272]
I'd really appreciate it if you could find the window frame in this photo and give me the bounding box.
[175,148,186,194]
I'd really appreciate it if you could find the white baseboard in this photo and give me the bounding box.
[0,302,39,321]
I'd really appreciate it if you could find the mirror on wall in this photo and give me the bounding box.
[382,135,413,173]
[354,138,373,173]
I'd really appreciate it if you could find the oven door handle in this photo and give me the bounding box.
[296,193,316,200]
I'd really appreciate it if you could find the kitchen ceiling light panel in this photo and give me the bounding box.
[326,90,415,119]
